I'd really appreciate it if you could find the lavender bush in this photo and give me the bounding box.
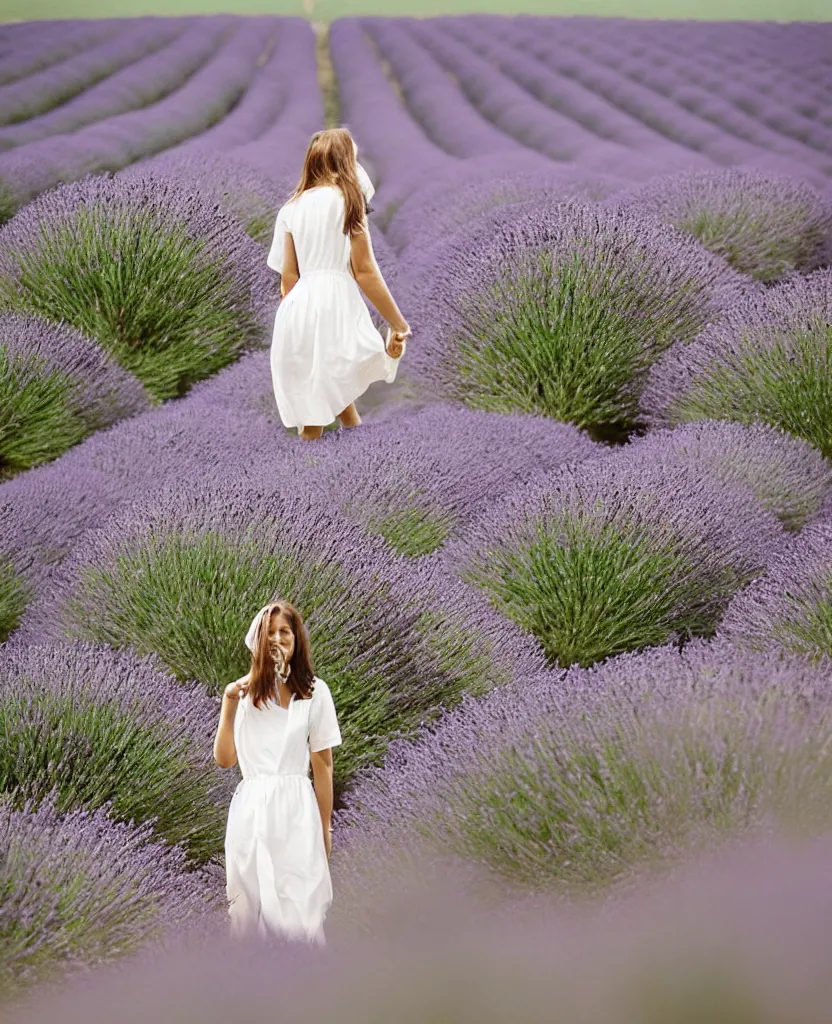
[386,156,619,256]
[447,447,783,667]
[0,313,149,476]
[404,199,753,439]
[0,641,236,862]
[615,170,832,283]
[0,173,274,401]
[338,641,832,894]
[46,481,545,791]
[643,269,832,456]
[129,152,292,246]
[0,556,28,642]
[6,831,832,1023]
[0,350,300,629]
[317,404,598,557]
[625,420,832,532]
[720,520,832,662]
[0,793,221,1003]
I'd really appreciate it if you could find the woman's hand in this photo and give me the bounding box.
[385,323,411,359]
[224,679,248,701]
[323,827,333,861]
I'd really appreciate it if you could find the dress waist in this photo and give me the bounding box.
[240,772,309,781]
[300,268,353,279]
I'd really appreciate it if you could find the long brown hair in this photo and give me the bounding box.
[247,601,316,710]
[291,127,366,237]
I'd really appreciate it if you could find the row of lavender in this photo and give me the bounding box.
[2,12,832,1013]
[0,15,321,221]
[0,14,326,481]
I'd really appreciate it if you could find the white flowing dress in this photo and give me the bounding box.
[267,185,400,430]
[224,676,342,945]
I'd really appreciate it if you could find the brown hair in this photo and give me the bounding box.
[247,601,316,710]
[291,127,366,237]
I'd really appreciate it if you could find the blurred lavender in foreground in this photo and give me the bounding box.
[5,829,832,1022]
[336,641,832,895]
[0,792,222,1005]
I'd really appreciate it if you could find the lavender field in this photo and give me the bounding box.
[1,12,832,1019]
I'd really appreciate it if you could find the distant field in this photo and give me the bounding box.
[2,0,831,23]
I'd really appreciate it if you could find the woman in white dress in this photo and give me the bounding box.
[213,600,342,945]
[267,128,411,441]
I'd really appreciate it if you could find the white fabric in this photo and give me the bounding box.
[356,160,375,204]
[225,676,342,945]
[244,605,271,654]
[267,184,399,429]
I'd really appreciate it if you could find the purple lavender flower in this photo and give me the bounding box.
[642,268,832,456]
[144,18,322,175]
[328,18,453,222]
[401,199,754,438]
[0,20,122,88]
[6,825,832,1021]
[626,420,832,532]
[0,19,228,152]
[0,350,298,632]
[613,169,832,282]
[0,19,184,129]
[126,151,293,246]
[337,639,832,893]
[0,792,222,1001]
[0,640,237,862]
[0,555,28,642]
[39,479,545,791]
[314,402,599,556]
[0,17,274,219]
[1,312,149,476]
[386,154,620,256]
[445,443,784,667]
[719,519,832,662]
[0,172,275,401]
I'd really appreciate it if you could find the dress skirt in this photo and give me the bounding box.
[270,268,400,430]
[225,773,332,945]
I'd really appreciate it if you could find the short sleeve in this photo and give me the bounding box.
[267,202,292,272]
[308,678,342,752]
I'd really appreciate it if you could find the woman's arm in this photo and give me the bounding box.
[213,678,246,768]
[310,747,334,856]
[280,232,300,298]
[350,223,409,334]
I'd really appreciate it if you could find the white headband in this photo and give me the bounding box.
[244,604,273,654]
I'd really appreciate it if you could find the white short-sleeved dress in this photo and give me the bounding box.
[266,185,400,430]
[224,676,342,945]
